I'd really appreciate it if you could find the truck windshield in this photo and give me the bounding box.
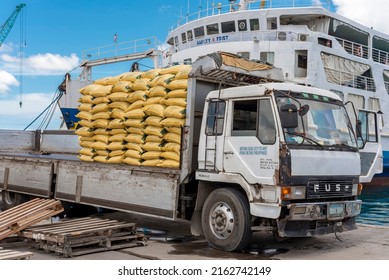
[275,91,357,150]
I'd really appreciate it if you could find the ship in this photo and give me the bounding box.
[59,0,389,184]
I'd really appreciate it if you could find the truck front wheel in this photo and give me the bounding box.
[1,191,29,210]
[201,188,252,251]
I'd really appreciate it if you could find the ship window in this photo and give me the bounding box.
[206,23,219,35]
[318,38,332,48]
[250,18,259,31]
[183,58,192,65]
[260,52,274,64]
[298,54,307,69]
[194,26,205,38]
[167,37,174,45]
[348,94,365,110]
[181,33,187,44]
[238,19,247,31]
[384,70,389,94]
[221,21,236,33]
[373,36,389,64]
[295,50,308,77]
[187,30,193,41]
[267,17,277,30]
[174,36,179,46]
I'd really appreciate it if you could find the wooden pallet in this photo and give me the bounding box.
[0,247,33,260]
[20,217,146,257]
[0,198,64,241]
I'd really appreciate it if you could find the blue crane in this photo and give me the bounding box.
[0,3,26,47]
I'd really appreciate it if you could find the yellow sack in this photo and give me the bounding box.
[96,150,109,156]
[127,100,144,111]
[142,159,162,167]
[94,77,110,85]
[79,84,101,95]
[124,108,145,119]
[145,135,163,143]
[94,128,110,135]
[175,68,191,80]
[79,136,94,142]
[132,79,150,91]
[125,149,142,159]
[93,134,110,143]
[94,155,108,163]
[109,101,130,111]
[141,69,161,80]
[143,142,163,152]
[92,96,110,105]
[104,76,121,85]
[162,142,181,153]
[91,111,111,120]
[90,85,113,97]
[92,141,108,150]
[79,148,95,156]
[108,92,129,102]
[165,89,187,99]
[78,155,94,162]
[143,104,166,118]
[164,106,186,119]
[111,108,126,120]
[79,141,94,149]
[162,98,187,107]
[126,127,144,135]
[123,118,145,128]
[124,134,145,144]
[161,151,180,161]
[160,118,185,127]
[126,91,148,103]
[78,103,93,112]
[107,142,125,151]
[109,128,127,135]
[75,127,94,137]
[144,96,163,105]
[123,157,142,166]
[163,132,181,144]
[148,86,168,97]
[166,79,188,90]
[107,119,125,129]
[78,95,94,104]
[112,81,133,93]
[159,65,191,75]
[78,119,93,128]
[107,155,124,164]
[158,159,180,168]
[92,119,110,129]
[141,151,162,160]
[165,127,182,134]
[109,150,125,157]
[109,133,126,142]
[144,126,167,138]
[91,103,109,114]
[144,116,163,127]
[120,71,142,82]
[126,143,143,153]
[150,74,175,87]
[76,111,92,121]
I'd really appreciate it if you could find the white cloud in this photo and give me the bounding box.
[332,0,389,34]
[0,70,19,94]
[0,52,80,76]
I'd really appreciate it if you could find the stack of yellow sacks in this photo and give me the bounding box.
[75,65,191,168]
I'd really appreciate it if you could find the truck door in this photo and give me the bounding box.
[358,109,383,183]
[223,98,279,185]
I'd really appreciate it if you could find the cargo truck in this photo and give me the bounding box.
[0,52,383,251]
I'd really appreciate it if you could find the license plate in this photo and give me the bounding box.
[328,203,344,218]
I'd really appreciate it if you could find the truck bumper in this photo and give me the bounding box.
[277,200,362,237]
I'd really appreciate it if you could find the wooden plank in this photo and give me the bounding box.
[0,249,33,260]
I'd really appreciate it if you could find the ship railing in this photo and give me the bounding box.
[171,0,331,31]
[81,37,159,61]
[372,48,389,65]
[323,67,376,92]
[334,37,369,59]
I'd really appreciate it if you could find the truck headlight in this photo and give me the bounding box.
[281,186,306,200]
[352,183,363,196]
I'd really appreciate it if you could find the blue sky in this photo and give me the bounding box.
[0,0,387,129]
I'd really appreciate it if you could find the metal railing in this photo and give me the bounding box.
[81,37,159,61]
[335,37,369,59]
[323,67,376,92]
[372,48,389,65]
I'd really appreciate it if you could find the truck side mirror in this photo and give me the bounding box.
[280,104,298,128]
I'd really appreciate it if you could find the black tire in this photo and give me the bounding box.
[1,191,29,210]
[201,188,252,251]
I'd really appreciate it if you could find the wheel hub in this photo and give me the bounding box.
[209,202,234,239]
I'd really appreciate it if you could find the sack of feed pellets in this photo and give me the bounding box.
[141,69,161,80]
[162,98,187,107]
[107,155,124,164]
[79,147,95,156]
[165,89,187,99]
[110,108,126,120]
[79,136,94,142]
[104,75,121,85]
[166,79,188,90]
[164,106,186,119]
[124,108,145,119]
[161,151,180,161]
[109,128,127,135]
[144,96,163,106]
[150,74,175,88]
[92,141,108,151]
[78,95,94,104]
[126,142,143,153]
[123,118,145,128]
[78,119,93,128]
[120,71,142,82]
[79,84,101,95]
[160,117,185,127]
[96,149,109,156]
[109,101,130,111]
[109,150,125,157]
[126,91,148,103]
[141,151,162,160]
[143,104,166,118]
[75,127,94,137]
[93,134,110,144]
[174,68,191,80]
[109,133,127,142]
[90,85,113,97]
[91,111,111,120]
[107,142,125,151]
[92,119,110,129]
[144,116,163,127]
[164,126,182,134]
[94,128,110,135]
[107,119,125,129]
[148,86,168,97]
[92,96,110,105]
[132,79,150,91]
[90,103,110,114]
[162,142,180,153]
[127,100,144,111]
[126,127,144,135]
[158,159,180,168]
[123,156,142,166]
[142,142,163,152]
[108,91,129,102]
[124,134,145,144]
[144,126,167,138]
[76,111,93,121]
[78,154,94,162]
[112,81,133,93]
[94,155,108,163]
[163,132,181,144]
[78,103,93,112]
[159,65,191,75]
[141,159,162,167]
[124,149,142,159]
[145,135,163,143]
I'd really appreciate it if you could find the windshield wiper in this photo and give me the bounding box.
[329,143,358,152]
[284,131,324,149]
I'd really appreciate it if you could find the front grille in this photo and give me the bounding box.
[307,180,353,199]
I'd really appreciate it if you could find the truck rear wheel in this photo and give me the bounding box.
[1,191,29,210]
[201,188,252,251]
